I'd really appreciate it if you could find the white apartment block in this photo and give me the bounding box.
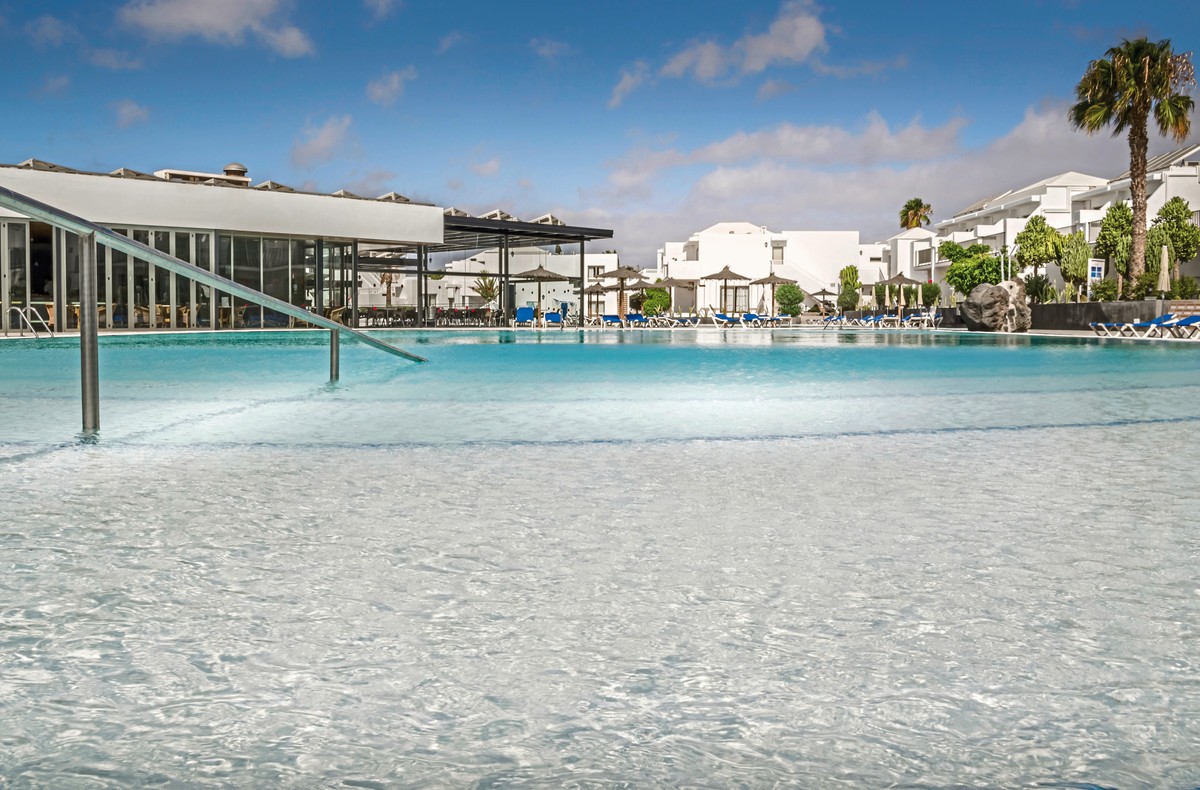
[877,142,1200,295]
[656,222,865,313]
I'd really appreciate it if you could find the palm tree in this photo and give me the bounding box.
[899,197,932,230]
[1069,37,1195,282]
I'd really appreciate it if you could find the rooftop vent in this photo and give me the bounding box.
[253,180,295,192]
[223,162,248,178]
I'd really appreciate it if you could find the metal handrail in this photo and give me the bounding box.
[6,306,50,338]
[0,184,427,363]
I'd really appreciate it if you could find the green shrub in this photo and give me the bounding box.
[637,288,670,315]
[1090,279,1117,301]
[837,289,859,312]
[1128,271,1163,300]
[1174,276,1200,299]
[1024,274,1054,304]
[921,282,941,307]
[774,283,806,316]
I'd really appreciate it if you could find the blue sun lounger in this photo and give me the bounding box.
[740,313,765,327]
[513,306,536,327]
[601,314,624,328]
[1168,314,1200,338]
[1090,314,1175,338]
[712,312,741,327]
[626,313,651,327]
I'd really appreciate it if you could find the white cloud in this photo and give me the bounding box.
[364,0,400,20]
[661,40,731,83]
[621,2,899,104]
[366,66,417,106]
[113,98,150,128]
[471,158,501,177]
[662,1,826,84]
[602,113,965,200]
[118,0,315,57]
[291,115,353,168]
[757,78,795,100]
[578,103,1166,267]
[530,37,569,61]
[691,113,965,166]
[739,1,826,74]
[86,48,144,70]
[27,15,73,47]
[437,31,462,54]
[35,75,71,97]
[344,169,398,197]
[608,60,650,109]
[258,25,313,57]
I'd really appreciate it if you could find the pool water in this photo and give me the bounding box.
[2,329,1200,786]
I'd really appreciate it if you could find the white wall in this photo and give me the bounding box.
[0,167,445,244]
[657,223,861,313]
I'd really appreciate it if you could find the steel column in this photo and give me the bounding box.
[79,232,99,436]
[315,238,325,315]
[578,236,586,327]
[416,245,426,326]
[351,240,360,328]
[330,327,339,381]
[501,236,510,321]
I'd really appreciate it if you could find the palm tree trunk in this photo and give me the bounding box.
[1128,111,1150,282]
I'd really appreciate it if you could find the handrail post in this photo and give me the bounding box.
[330,327,339,381]
[79,232,100,436]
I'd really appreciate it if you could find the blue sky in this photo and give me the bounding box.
[3,0,1199,263]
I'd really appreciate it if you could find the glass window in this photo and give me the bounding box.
[263,238,290,327]
[153,231,172,328]
[722,286,749,313]
[7,224,28,326]
[233,236,262,328]
[292,240,314,309]
[195,233,213,327]
[132,229,150,329]
[217,235,232,328]
[62,232,81,330]
[110,230,129,329]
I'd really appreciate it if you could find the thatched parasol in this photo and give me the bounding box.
[811,287,836,315]
[751,271,797,316]
[599,265,644,318]
[512,264,569,323]
[702,266,750,314]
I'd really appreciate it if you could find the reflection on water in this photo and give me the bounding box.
[2,330,1200,786]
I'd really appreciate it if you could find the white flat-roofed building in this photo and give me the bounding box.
[655,222,862,314]
[912,146,1200,292]
[0,158,444,332]
[1071,143,1200,251]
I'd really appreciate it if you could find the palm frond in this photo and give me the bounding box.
[1155,93,1195,141]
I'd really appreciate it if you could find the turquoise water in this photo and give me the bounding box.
[3,328,1200,447]
[2,329,1200,786]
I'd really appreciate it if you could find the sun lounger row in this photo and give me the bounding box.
[822,312,943,329]
[711,312,792,328]
[1089,313,1200,339]
[600,313,701,328]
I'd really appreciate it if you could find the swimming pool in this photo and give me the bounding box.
[3,329,1200,786]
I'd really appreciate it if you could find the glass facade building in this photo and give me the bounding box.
[0,160,446,334]
[1,220,360,332]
